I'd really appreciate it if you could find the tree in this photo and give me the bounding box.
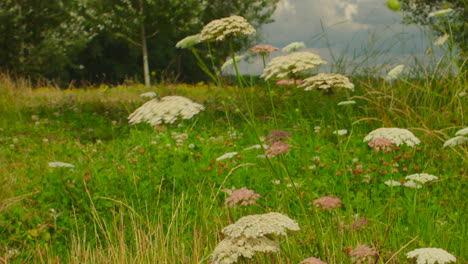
[398,0,467,58]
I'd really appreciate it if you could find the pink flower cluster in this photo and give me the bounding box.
[276,79,303,86]
[265,130,292,144]
[367,137,394,152]
[299,257,328,264]
[248,44,279,54]
[265,141,290,157]
[225,187,261,207]
[313,196,342,211]
[349,244,378,264]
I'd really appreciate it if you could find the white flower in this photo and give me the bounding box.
[175,34,201,49]
[406,248,456,264]
[405,173,438,184]
[199,15,256,42]
[216,152,238,161]
[244,144,268,151]
[443,136,468,148]
[337,100,356,105]
[333,129,348,136]
[282,41,306,53]
[428,8,454,17]
[434,34,449,46]
[363,128,421,147]
[48,161,75,168]
[386,64,405,80]
[211,236,279,264]
[300,73,354,92]
[261,52,326,80]
[455,127,468,136]
[140,91,157,99]
[128,96,204,126]
[403,180,422,189]
[221,55,245,71]
[384,180,401,187]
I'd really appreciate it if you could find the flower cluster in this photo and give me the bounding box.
[443,127,468,148]
[403,173,438,188]
[216,152,239,161]
[211,212,300,264]
[363,128,421,147]
[299,257,328,264]
[299,73,354,92]
[225,187,261,207]
[349,244,378,264]
[140,91,157,99]
[248,44,278,55]
[386,64,405,80]
[265,130,291,144]
[48,161,75,168]
[265,141,290,157]
[406,248,456,264]
[367,137,394,152]
[128,96,204,126]
[261,52,326,80]
[199,15,256,42]
[282,41,306,53]
[313,196,342,211]
[175,34,201,49]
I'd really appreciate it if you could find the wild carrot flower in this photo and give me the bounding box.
[128,96,204,126]
[261,52,326,80]
[386,64,405,80]
[275,79,303,86]
[434,34,449,46]
[216,152,239,161]
[349,244,378,264]
[368,137,394,152]
[140,92,157,99]
[265,130,291,144]
[225,187,261,207]
[337,100,356,105]
[48,161,75,168]
[199,15,256,42]
[405,173,438,184]
[384,180,401,187]
[175,34,201,48]
[282,41,306,53]
[300,73,354,92]
[313,196,342,211]
[299,257,328,264]
[248,44,278,55]
[363,128,421,147]
[455,127,468,136]
[265,141,290,157]
[406,248,456,264]
[333,129,348,136]
[211,235,280,264]
[444,136,468,148]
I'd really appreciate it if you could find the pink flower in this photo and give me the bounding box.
[299,257,328,264]
[313,196,342,211]
[275,79,303,86]
[248,44,279,54]
[349,244,378,264]
[367,137,394,152]
[265,130,292,144]
[352,218,368,231]
[265,141,290,157]
[225,187,261,207]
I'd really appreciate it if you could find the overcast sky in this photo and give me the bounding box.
[234,0,439,75]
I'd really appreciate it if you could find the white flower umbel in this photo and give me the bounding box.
[199,15,256,42]
[282,41,306,53]
[261,52,326,80]
[216,152,238,161]
[128,96,204,126]
[333,129,348,136]
[211,236,280,264]
[299,73,354,92]
[337,100,356,105]
[434,34,449,46]
[363,128,421,147]
[386,64,405,81]
[455,127,468,136]
[48,161,75,168]
[406,248,456,264]
[140,91,157,99]
[222,212,300,238]
[404,180,422,189]
[244,144,268,151]
[384,180,401,187]
[175,34,201,49]
[443,136,468,148]
[428,8,454,17]
[405,173,438,184]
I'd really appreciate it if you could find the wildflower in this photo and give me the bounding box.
[455,127,468,136]
[300,73,354,92]
[286,182,300,188]
[313,196,342,211]
[337,100,356,105]
[265,130,292,144]
[300,257,328,264]
[352,218,368,231]
[434,34,449,46]
[444,136,468,147]
[175,34,201,48]
[349,244,378,264]
[314,126,321,133]
[225,187,261,207]
[199,15,256,42]
[243,144,268,151]
[386,64,405,80]
[265,141,290,157]
[128,96,204,126]
[282,41,306,53]
[368,137,394,152]
[248,44,278,55]
[403,180,422,189]
[211,235,279,264]
[384,180,401,187]
[275,79,303,86]
[406,248,456,264]
[216,152,238,161]
[333,129,348,136]
[221,55,245,72]
[405,173,438,184]
[428,8,454,17]
[140,91,157,99]
[48,161,75,168]
[261,52,326,80]
[363,128,421,147]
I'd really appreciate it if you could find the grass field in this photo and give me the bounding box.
[0,61,467,264]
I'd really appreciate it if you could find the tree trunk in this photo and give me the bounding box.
[139,0,151,88]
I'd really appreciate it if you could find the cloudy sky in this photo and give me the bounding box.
[235,0,439,75]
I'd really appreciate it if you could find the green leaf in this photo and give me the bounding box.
[386,0,400,11]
